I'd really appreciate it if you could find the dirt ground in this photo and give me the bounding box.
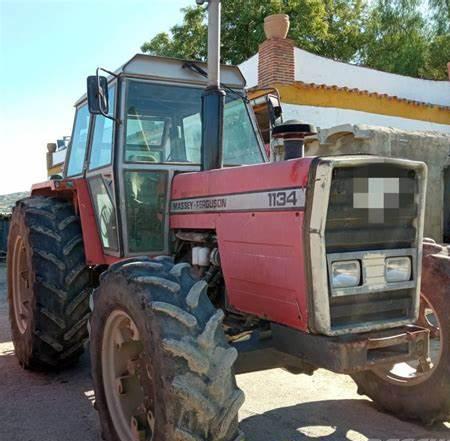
[0,262,449,441]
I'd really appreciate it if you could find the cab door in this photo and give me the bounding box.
[85,82,120,256]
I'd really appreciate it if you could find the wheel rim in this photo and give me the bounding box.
[11,235,33,334]
[102,309,155,441]
[372,294,443,386]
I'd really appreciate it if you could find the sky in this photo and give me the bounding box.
[0,0,192,194]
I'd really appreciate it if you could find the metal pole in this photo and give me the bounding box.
[207,0,221,87]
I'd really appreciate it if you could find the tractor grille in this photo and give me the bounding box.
[326,164,418,253]
[329,289,413,328]
[325,163,419,330]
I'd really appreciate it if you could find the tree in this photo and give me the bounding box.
[428,0,450,34]
[359,0,429,77]
[141,0,367,65]
[141,0,449,80]
[220,0,329,64]
[141,7,207,61]
[420,33,450,79]
[315,0,367,61]
[422,0,450,79]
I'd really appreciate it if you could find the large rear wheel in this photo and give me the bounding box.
[7,196,90,370]
[90,257,245,441]
[352,242,450,424]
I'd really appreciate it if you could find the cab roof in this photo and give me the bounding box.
[75,54,246,106]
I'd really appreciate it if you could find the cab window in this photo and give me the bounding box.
[66,104,91,177]
[224,98,262,165]
[89,85,116,170]
[124,170,168,252]
[124,80,264,165]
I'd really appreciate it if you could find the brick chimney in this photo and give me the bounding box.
[258,14,295,87]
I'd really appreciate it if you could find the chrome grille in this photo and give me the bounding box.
[325,163,420,330]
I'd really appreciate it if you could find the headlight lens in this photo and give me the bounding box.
[331,260,361,288]
[385,256,411,283]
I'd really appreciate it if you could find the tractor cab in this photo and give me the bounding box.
[64,54,266,257]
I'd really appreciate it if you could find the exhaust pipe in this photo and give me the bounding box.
[197,0,225,171]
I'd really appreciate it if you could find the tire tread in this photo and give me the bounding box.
[92,257,243,441]
[8,196,90,369]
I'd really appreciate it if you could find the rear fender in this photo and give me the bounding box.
[31,179,116,265]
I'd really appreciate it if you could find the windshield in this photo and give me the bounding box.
[124,80,264,165]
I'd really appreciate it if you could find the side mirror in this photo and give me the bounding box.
[87,75,109,115]
[268,96,282,126]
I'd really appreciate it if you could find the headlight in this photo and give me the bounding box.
[331,260,361,288]
[385,256,411,283]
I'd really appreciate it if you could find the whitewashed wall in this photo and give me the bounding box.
[294,48,450,107]
[282,103,450,134]
[237,48,450,133]
[238,49,450,107]
[239,54,259,88]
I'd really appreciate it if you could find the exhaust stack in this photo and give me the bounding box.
[197,0,225,171]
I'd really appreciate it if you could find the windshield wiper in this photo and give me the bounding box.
[182,62,249,103]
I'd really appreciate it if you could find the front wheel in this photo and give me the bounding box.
[90,257,245,441]
[352,242,450,424]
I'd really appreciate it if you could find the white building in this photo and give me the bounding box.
[239,20,450,134]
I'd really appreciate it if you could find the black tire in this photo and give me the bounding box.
[90,257,245,441]
[7,196,90,370]
[352,242,450,424]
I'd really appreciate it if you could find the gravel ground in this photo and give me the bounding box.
[0,262,449,441]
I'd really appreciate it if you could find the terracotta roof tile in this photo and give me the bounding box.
[291,81,450,110]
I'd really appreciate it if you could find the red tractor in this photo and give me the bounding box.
[7,2,449,440]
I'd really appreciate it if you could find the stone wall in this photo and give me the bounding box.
[305,124,450,242]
